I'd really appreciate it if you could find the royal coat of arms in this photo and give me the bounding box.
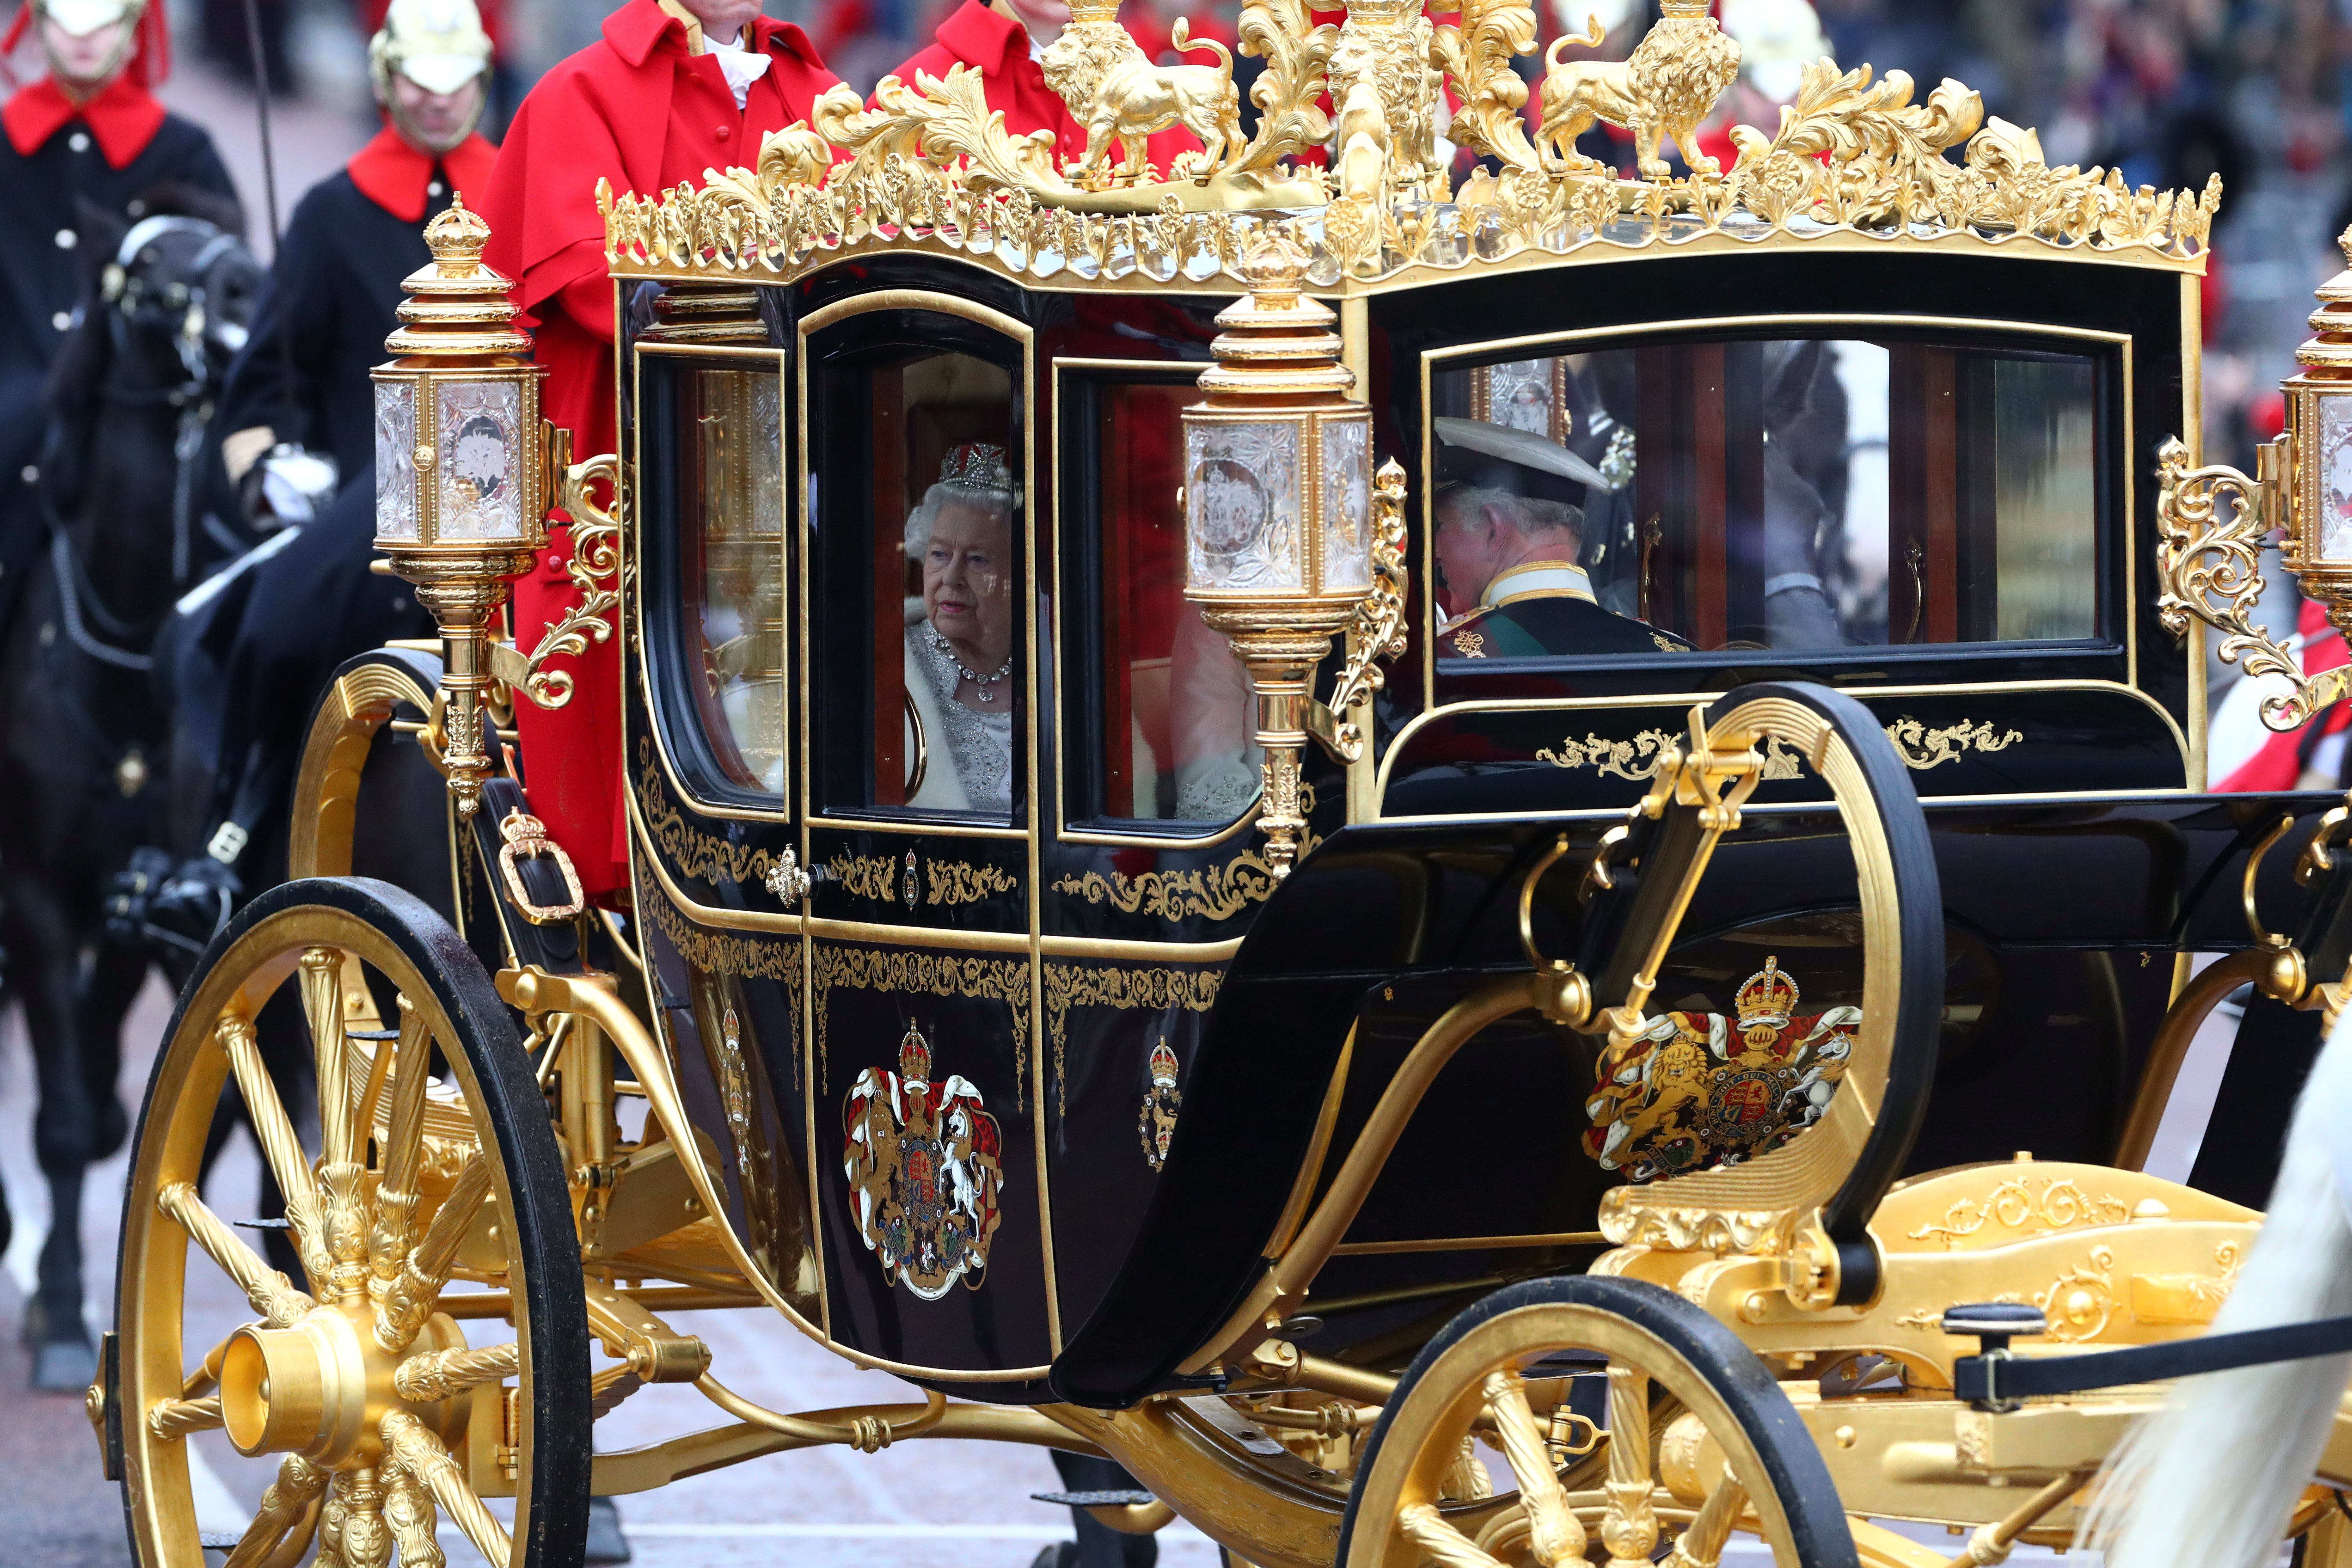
[842,1024,1005,1298]
[1582,957,1858,1184]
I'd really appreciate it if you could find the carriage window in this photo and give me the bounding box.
[811,325,1023,819]
[1428,338,2103,658]
[676,364,786,793]
[1074,377,1259,825]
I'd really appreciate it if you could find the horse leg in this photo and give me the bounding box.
[10,894,98,1388]
[75,938,143,1161]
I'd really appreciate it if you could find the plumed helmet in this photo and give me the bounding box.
[368,0,491,101]
[22,0,168,88]
[1718,0,1829,104]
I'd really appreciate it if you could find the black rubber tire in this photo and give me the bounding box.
[116,876,591,1568]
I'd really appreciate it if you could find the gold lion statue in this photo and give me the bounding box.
[1041,15,1248,183]
[1536,1,1741,180]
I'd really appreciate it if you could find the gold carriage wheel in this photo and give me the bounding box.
[114,878,590,1568]
[1340,1277,1858,1568]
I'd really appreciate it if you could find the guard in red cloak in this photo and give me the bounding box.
[879,0,1198,173]
[480,0,840,899]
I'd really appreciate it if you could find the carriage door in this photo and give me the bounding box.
[799,296,1053,1376]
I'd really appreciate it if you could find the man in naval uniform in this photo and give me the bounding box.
[480,0,841,903]
[1432,416,1689,658]
[147,0,497,925]
[0,0,235,636]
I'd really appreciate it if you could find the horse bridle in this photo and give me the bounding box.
[50,217,255,670]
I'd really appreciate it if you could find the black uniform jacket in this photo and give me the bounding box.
[214,126,497,481]
[1441,564,1692,659]
[188,129,494,849]
[0,73,235,615]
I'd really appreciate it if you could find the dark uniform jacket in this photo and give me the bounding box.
[0,72,235,626]
[1441,562,1690,658]
[214,125,496,479]
[187,128,493,854]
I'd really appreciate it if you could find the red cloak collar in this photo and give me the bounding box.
[932,0,1028,73]
[599,0,825,73]
[3,70,165,167]
[346,125,499,223]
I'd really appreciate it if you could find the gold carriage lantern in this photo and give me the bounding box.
[2159,228,2352,733]
[1182,230,1406,878]
[371,196,549,814]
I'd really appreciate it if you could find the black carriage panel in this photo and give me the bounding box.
[1040,955,1225,1343]
[812,937,1053,1373]
[631,883,823,1317]
[1049,792,2341,1402]
[1381,686,2189,818]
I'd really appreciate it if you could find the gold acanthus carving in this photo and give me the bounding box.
[600,0,2219,292]
[1042,962,1224,1115]
[1905,1176,2132,1250]
[1051,836,1303,924]
[813,941,1030,1093]
[1539,716,2022,780]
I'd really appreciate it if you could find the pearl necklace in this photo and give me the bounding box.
[932,632,1011,702]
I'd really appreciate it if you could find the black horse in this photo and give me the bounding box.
[0,187,259,1391]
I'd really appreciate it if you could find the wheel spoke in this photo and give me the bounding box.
[222,1455,328,1568]
[383,1461,446,1568]
[1483,1369,1587,1566]
[383,1409,512,1568]
[1401,1503,1510,1568]
[146,1394,222,1440]
[181,1332,234,1399]
[1600,1365,1659,1568]
[331,1469,392,1568]
[301,948,353,1164]
[157,1181,315,1327]
[1663,1472,1747,1568]
[218,1014,331,1289]
[369,996,436,1289]
[302,948,372,1303]
[374,1154,490,1352]
[394,1341,519,1402]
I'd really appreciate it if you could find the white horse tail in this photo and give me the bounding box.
[2081,1001,2352,1568]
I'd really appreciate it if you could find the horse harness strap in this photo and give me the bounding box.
[49,527,155,671]
[1954,1311,2352,1412]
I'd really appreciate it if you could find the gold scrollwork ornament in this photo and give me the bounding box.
[2153,434,2325,729]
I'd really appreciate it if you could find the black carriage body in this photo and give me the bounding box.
[609,239,2308,1403]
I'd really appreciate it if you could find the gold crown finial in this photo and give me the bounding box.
[1659,0,1712,15]
[1066,0,1121,21]
[423,193,492,275]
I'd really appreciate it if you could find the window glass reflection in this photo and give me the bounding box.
[680,365,785,793]
[1429,337,2102,658]
[1092,381,1258,823]
[810,338,1021,819]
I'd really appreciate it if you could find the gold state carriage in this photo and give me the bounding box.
[89,3,2352,1567]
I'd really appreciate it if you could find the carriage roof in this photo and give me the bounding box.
[594,0,2218,297]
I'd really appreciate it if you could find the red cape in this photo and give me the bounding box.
[480,0,839,897]
[882,0,1199,172]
